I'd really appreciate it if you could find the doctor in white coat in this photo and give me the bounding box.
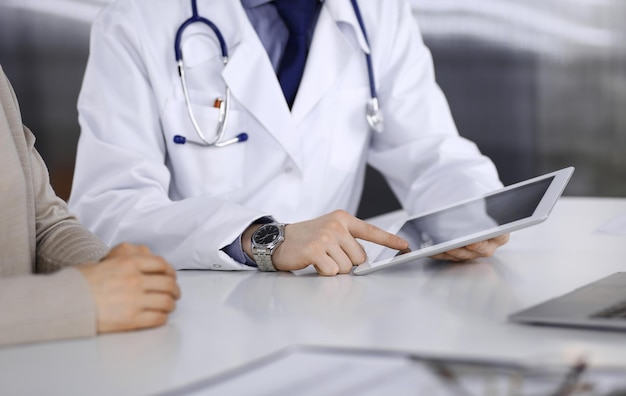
[69,0,507,276]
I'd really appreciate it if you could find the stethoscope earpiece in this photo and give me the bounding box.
[173,135,187,144]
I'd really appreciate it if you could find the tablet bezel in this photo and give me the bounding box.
[353,167,574,275]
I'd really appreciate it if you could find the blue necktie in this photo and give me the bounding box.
[274,0,321,109]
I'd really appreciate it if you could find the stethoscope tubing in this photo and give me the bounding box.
[174,0,245,146]
[350,0,376,102]
[175,0,228,62]
[351,0,384,133]
[174,0,384,147]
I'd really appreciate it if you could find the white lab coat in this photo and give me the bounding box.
[69,0,501,270]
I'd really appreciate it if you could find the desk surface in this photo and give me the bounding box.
[1,197,626,395]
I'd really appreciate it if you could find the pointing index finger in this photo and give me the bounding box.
[348,218,408,251]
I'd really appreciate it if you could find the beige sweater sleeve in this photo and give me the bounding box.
[27,126,110,272]
[0,269,97,347]
[0,65,109,347]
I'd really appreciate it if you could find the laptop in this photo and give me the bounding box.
[354,167,574,275]
[509,272,626,330]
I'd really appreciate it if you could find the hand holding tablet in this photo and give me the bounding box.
[354,167,574,275]
[430,233,511,262]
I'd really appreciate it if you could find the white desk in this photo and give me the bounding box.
[1,197,626,395]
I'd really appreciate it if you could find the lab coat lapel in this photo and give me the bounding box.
[291,1,370,124]
[222,7,302,169]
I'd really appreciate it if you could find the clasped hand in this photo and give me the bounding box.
[78,243,181,333]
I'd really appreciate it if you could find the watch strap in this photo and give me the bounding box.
[254,248,277,272]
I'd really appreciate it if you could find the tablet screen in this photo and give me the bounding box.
[375,176,554,262]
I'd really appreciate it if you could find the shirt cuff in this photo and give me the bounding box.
[221,216,274,267]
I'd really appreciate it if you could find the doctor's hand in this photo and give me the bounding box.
[78,243,181,334]
[429,233,510,262]
[245,210,409,276]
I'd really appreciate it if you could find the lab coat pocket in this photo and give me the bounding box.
[161,92,247,198]
[330,88,370,173]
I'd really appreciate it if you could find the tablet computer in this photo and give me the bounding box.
[353,167,574,275]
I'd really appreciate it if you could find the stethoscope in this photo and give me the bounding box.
[173,0,384,147]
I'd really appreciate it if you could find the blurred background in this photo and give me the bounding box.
[0,0,625,218]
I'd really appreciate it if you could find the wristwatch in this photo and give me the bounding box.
[251,223,286,272]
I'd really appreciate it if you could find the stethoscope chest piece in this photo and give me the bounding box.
[366,98,384,133]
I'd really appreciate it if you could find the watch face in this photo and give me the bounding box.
[253,225,280,245]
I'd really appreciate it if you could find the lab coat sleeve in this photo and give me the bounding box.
[69,3,263,270]
[366,0,502,216]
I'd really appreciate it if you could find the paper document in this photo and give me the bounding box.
[162,346,626,396]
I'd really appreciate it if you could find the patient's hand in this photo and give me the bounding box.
[430,233,510,262]
[78,243,181,333]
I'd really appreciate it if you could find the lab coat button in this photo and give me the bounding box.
[213,264,222,269]
[284,166,293,174]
